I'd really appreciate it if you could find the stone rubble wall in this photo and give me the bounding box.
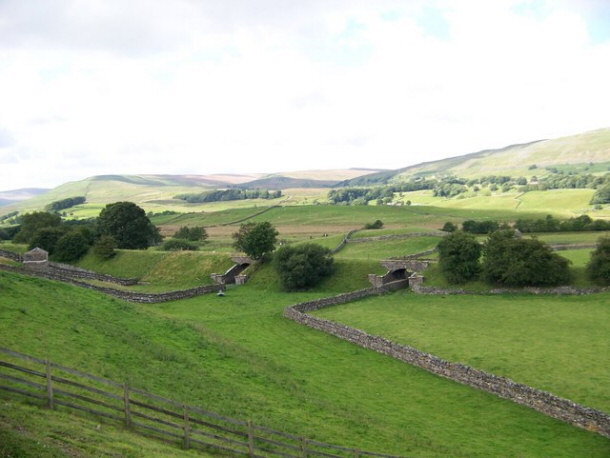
[329,229,359,254]
[412,283,610,295]
[284,282,610,438]
[0,264,221,303]
[0,249,23,262]
[45,262,139,286]
[347,232,446,243]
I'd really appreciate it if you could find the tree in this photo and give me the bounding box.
[481,230,570,286]
[162,239,198,251]
[437,231,482,284]
[93,235,117,259]
[97,202,161,249]
[274,243,334,291]
[28,227,65,254]
[174,226,208,242]
[53,231,90,262]
[233,222,278,260]
[13,211,61,244]
[590,183,610,205]
[586,237,610,285]
[441,221,457,232]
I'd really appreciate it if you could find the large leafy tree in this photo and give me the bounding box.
[482,230,570,286]
[274,243,334,291]
[437,231,481,284]
[586,237,610,285]
[97,202,160,249]
[232,221,278,260]
[13,211,62,244]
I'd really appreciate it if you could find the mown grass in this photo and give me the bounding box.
[313,290,610,413]
[2,269,609,456]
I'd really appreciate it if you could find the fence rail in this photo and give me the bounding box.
[0,347,404,458]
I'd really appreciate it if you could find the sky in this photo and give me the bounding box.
[1,0,610,191]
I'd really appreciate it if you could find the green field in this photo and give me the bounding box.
[1,269,608,457]
[313,290,610,413]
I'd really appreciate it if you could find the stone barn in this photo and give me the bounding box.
[23,247,49,270]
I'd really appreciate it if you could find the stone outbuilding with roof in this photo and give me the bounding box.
[23,247,49,270]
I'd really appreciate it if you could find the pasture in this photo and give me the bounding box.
[313,291,610,413]
[1,269,609,456]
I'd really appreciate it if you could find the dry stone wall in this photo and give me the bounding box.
[0,264,221,303]
[284,283,610,438]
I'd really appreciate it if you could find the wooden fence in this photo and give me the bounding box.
[0,347,403,458]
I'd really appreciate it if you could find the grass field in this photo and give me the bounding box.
[335,236,441,260]
[1,269,608,456]
[313,290,610,413]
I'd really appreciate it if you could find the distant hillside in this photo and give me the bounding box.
[0,169,378,216]
[0,188,49,207]
[236,176,339,189]
[342,127,610,186]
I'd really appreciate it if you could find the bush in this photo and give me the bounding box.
[53,231,90,262]
[162,239,198,251]
[233,222,278,261]
[274,244,334,291]
[462,220,499,234]
[437,231,481,284]
[441,222,457,232]
[364,219,383,229]
[93,235,117,259]
[586,237,610,285]
[173,226,208,242]
[481,230,570,287]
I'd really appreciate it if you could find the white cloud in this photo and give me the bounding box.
[0,0,609,190]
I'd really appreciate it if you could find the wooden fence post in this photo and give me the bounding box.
[300,436,307,457]
[183,404,190,449]
[354,449,360,458]
[123,383,131,428]
[247,420,254,456]
[45,359,54,409]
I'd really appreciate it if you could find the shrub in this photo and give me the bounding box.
[274,244,334,291]
[462,220,499,234]
[481,230,570,286]
[93,235,117,259]
[174,226,208,242]
[162,239,198,251]
[53,231,90,262]
[437,231,481,284]
[586,237,610,285]
[441,222,457,232]
[364,220,383,229]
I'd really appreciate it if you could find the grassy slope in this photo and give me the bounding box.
[1,268,609,456]
[388,127,610,180]
[313,290,610,412]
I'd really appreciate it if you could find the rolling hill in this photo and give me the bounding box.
[342,127,610,186]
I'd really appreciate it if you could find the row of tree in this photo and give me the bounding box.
[442,214,610,235]
[438,229,610,286]
[175,189,282,203]
[45,196,86,212]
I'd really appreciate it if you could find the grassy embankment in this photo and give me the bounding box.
[1,266,609,457]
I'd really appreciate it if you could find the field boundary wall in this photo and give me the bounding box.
[283,282,610,438]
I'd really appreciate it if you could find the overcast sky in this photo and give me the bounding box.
[1,0,609,191]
